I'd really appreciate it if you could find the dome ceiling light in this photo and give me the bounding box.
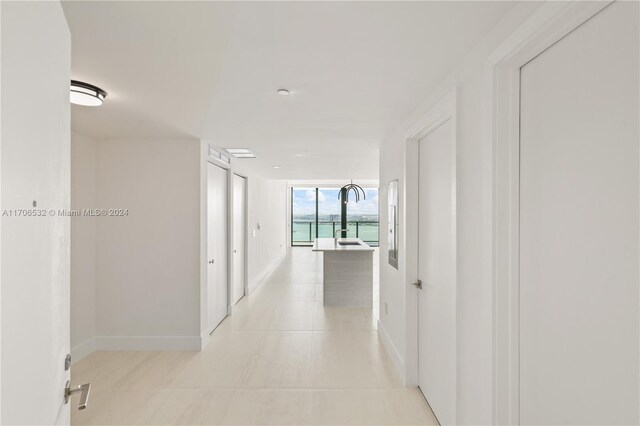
[277,89,290,96]
[70,80,107,106]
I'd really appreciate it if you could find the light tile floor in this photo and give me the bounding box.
[72,248,437,425]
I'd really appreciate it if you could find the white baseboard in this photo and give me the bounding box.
[247,250,286,294]
[96,335,201,351]
[377,320,406,384]
[200,332,211,350]
[71,337,96,364]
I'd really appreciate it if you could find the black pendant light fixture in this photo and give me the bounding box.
[337,180,366,238]
[338,180,366,204]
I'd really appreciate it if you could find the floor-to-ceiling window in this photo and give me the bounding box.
[318,187,341,239]
[346,188,379,244]
[291,188,317,245]
[291,186,379,246]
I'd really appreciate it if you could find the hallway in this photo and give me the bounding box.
[71,248,437,425]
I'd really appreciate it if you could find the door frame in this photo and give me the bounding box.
[488,2,612,424]
[405,88,457,389]
[232,172,249,304]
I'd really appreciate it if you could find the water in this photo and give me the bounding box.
[292,221,379,245]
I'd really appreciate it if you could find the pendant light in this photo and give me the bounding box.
[339,180,366,204]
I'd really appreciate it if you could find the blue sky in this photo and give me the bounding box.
[292,188,379,216]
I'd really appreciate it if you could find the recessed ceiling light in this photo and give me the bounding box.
[70,80,107,106]
[277,89,290,96]
[273,166,281,169]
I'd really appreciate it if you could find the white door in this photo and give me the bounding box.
[207,162,228,333]
[417,118,456,425]
[519,2,639,424]
[232,174,246,304]
[1,2,72,424]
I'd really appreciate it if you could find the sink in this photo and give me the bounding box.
[338,241,361,246]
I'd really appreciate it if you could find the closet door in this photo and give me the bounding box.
[207,162,228,333]
[519,2,639,424]
[232,174,246,304]
[417,118,456,426]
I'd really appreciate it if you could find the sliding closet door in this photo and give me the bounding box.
[207,162,228,333]
[519,2,639,424]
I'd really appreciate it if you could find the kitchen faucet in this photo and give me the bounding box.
[335,229,349,244]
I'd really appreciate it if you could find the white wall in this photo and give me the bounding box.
[69,137,286,355]
[377,2,544,425]
[95,138,202,350]
[245,177,287,291]
[71,131,98,360]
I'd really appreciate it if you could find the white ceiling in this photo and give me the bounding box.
[63,1,516,179]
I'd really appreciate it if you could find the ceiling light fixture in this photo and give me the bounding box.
[339,180,366,204]
[225,148,257,158]
[70,80,107,106]
[277,89,290,96]
[273,166,281,169]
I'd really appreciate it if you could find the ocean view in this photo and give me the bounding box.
[292,217,379,245]
[291,187,380,246]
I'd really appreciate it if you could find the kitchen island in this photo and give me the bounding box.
[312,238,375,307]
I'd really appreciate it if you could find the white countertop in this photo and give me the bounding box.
[312,238,375,252]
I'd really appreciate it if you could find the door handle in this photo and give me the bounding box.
[412,279,422,289]
[233,249,237,253]
[209,259,214,264]
[65,380,91,410]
